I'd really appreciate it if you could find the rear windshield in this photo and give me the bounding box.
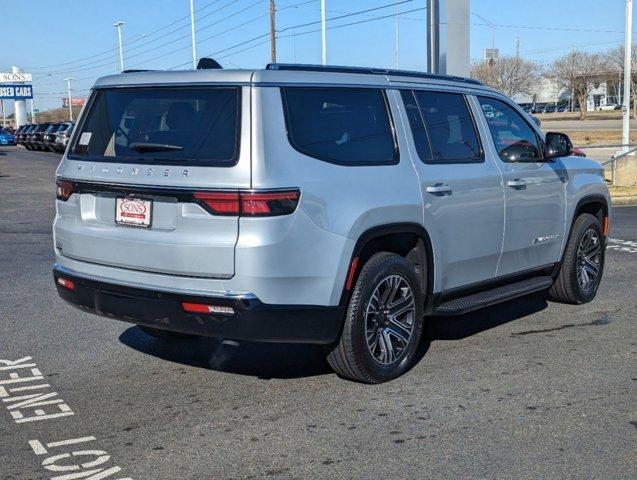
[71,87,240,166]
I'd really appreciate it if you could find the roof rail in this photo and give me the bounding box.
[122,69,153,73]
[265,63,483,86]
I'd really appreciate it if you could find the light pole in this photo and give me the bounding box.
[427,0,439,73]
[189,0,197,69]
[114,21,125,72]
[64,77,74,121]
[622,0,633,153]
[321,0,327,65]
[269,0,277,63]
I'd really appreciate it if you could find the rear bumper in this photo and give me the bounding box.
[53,265,344,345]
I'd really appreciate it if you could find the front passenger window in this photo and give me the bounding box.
[478,97,542,162]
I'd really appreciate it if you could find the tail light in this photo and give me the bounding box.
[56,179,76,201]
[56,277,75,291]
[194,189,300,217]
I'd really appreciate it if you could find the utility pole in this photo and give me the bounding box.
[321,0,327,65]
[114,21,125,72]
[515,37,520,59]
[189,0,197,69]
[622,0,633,152]
[269,0,276,63]
[427,0,439,73]
[65,78,74,122]
[395,4,400,69]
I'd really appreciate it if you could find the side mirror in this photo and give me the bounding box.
[545,132,573,159]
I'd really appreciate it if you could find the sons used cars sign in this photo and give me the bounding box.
[0,72,33,82]
[0,84,34,100]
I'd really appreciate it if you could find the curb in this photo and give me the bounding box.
[611,196,637,206]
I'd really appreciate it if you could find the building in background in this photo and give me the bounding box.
[515,72,623,111]
[62,97,86,108]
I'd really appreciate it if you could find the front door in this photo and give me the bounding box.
[475,96,566,277]
[398,89,504,293]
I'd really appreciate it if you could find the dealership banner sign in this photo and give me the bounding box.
[0,72,32,82]
[0,84,34,100]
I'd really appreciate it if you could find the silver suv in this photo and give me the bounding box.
[53,64,610,383]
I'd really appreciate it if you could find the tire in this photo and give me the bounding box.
[326,252,424,383]
[549,213,605,304]
[138,325,194,341]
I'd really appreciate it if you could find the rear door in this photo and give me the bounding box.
[54,85,248,279]
[399,89,504,292]
[475,95,566,276]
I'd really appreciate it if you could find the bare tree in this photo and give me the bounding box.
[551,51,608,120]
[470,56,541,98]
[606,44,637,118]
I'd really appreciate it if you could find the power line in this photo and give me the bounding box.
[36,0,257,76]
[523,39,625,56]
[170,3,425,70]
[278,0,413,33]
[29,0,231,72]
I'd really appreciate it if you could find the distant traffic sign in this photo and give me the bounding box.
[0,84,34,100]
[0,72,32,83]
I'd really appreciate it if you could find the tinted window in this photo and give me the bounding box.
[478,96,542,162]
[409,90,482,164]
[282,87,396,165]
[72,87,240,166]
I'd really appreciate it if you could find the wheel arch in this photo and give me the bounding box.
[338,223,434,307]
[556,194,609,275]
[573,194,609,224]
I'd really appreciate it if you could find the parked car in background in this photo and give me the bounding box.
[14,125,26,145]
[572,147,587,157]
[43,123,63,152]
[0,127,16,146]
[20,125,36,148]
[53,123,74,152]
[556,104,570,113]
[27,123,52,151]
[39,123,59,151]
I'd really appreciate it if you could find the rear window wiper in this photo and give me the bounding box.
[129,142,184,153]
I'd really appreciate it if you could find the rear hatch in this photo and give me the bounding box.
[54,82,249,279]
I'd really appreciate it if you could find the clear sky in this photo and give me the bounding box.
[1,0,634,113]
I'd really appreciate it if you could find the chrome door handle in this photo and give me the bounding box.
[426,184,452,194]
[507,179,527,188]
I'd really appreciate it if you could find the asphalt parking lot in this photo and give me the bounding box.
[0,146,635,479]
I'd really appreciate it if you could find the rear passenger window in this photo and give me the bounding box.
[402,90,482,164]
[477,96,543,162]
[281,87,397,165]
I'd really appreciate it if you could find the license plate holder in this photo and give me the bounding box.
[115,197,152,228]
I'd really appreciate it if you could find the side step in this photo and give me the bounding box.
[434,276,554,316]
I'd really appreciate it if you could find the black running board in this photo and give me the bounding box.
[433,276,554,316]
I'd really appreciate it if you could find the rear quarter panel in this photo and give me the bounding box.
[248,86,422,305]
